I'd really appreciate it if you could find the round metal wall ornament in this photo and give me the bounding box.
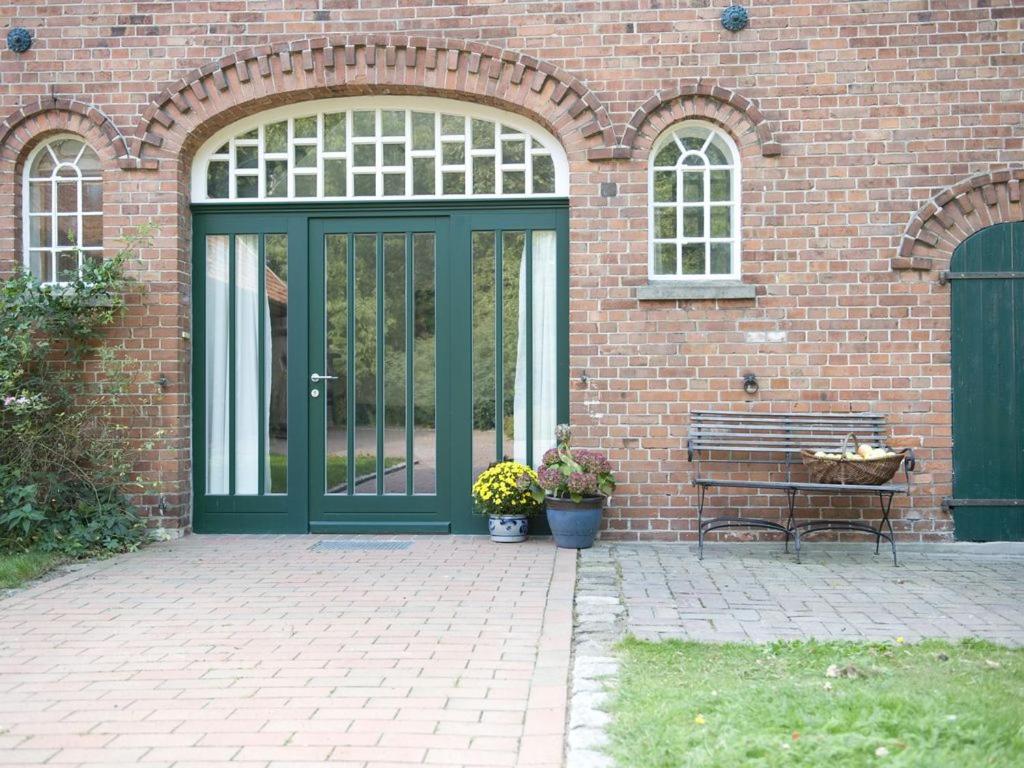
[6,27,33,53]
[720,5,749,33]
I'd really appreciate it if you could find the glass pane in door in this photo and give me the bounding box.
[266,233,289,493]
[322,229,438,498]
[412,233,436,494]
[529,230,558,463]
[383,234,407,494]
[501,231,524,462]
[353,234,378,494]
[472,229,558,475]
[324,234,348,493]
[205,232,289,497]
[471,231,497,480]
[234,234,260,494]
[205,235,230,494]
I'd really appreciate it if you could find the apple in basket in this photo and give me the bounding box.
[812,444,899,461]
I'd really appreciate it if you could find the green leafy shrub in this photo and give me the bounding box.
[0,227,155,556]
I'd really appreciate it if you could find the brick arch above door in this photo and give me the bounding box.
[130,36,616,166]
[896,166,1024,272]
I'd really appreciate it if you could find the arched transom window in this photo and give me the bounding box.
[650,121,740,279]
[23,135,103,283]
[192,97,569,202]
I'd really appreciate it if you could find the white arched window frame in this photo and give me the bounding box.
[22,134,103,284]
[191,96,569,203]
[649,120,741,280]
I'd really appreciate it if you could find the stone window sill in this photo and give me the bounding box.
[635,281,757,301]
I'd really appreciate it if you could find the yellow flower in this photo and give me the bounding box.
[694,714,706,725]
[472,461,539,515]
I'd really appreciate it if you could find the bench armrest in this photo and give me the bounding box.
[687,438,694,462]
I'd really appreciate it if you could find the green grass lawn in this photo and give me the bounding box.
[609,637,1024,768]
[0,550,61,589]
[269,453,403,491]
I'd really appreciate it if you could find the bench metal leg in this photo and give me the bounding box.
[793,492,899,567]
[784,488,797,555]
[697,485,707,561]
[794,516,802,564]
[877,491,898,567]
[696,483,794,561]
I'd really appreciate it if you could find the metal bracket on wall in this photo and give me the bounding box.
[942,497,1024,512]
[938,271,1024,285]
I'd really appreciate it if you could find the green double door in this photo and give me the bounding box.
[949,222,1024,540]
[192,204,567,534]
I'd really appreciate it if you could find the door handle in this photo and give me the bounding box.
[310,373,338,383]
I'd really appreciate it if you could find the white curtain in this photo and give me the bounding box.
[234,234,261,494]
[513,230,558,466]
[206,234,270,495]
[205,236,230,494]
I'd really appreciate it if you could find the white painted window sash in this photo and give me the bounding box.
[648,120,742,281]
[192,96,568,202]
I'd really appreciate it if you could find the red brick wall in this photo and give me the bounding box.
[2,1,1022,539]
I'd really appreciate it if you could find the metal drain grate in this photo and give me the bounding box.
[310,540,413,552]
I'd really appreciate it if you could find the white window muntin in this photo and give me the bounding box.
[648,120,741,280]
[191,96,568,203]
[22,134,103,285]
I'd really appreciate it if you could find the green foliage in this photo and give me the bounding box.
[0,227,156,557]
[609,636,1024,768]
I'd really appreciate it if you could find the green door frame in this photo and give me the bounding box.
[191,199,569,534]
[190,210,309,533]
[448,207,570,535]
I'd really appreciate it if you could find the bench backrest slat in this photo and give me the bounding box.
[689,411,890,454]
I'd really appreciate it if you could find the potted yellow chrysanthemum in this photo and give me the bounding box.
[472,461,544,543]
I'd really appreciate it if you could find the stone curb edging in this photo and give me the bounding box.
[565,546,627,768]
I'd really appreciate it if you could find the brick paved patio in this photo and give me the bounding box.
[0,536,574,767]
[581,542,1024,646]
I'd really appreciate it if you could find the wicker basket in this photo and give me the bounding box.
[800,433,906,485]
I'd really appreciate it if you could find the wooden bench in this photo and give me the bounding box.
[687,411,917,565]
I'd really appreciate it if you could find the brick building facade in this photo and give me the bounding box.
[2,1,1022,540]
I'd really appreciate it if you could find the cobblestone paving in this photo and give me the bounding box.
[595,542,1024,646]
[0,535,575,768]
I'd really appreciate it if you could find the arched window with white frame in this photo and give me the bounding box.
[23,135,103,284]
[191,97,567,202]
[649,121,740,279]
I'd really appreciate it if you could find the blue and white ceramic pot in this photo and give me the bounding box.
[545,496,604,549]
[488,514,529,543]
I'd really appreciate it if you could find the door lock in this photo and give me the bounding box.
[310,388,320,398]
[310,373,338,383]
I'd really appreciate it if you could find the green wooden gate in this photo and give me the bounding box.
[191,201,568,534]
[948,222,1024,541]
